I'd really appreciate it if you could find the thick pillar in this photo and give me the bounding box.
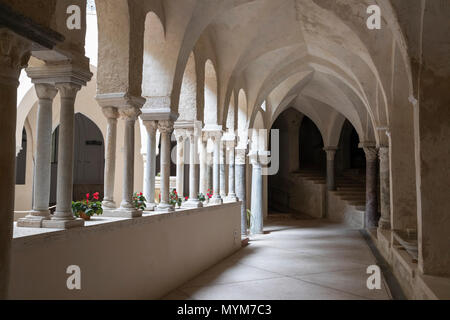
[101,107,119,210]
[182,129,202,208]
[225,139,237,202]
[143,120,158,211]
[0,29,31,299]
[250,152,264,234]
[378,146,391,230]
[324,147,338,191]
[209,132,223,205]
[43,83,84,229]
[18,84,57,227]
[156,120,175,212]
[236,147,247,235]
[174,130,185,197]
[363,146,379,228]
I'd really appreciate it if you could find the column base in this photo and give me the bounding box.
[224,195,238,203]
[378,218,391,230]
[103,207,143,218]
[182,199,203,209]
[102,200,117,210]
[42,217,85,229]
[209,196,223,205]
[17,213,50,228]
[144,203,157,212]
[156,203,175,212]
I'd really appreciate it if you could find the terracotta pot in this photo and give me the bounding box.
[79,212,91,221]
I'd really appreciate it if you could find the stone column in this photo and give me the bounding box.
[378,146,391,230]
[199,135,208,200]
[0,29,30,299]
[174,130,185,197]
[324,147,338,191]
[143,120,158,211]
[101,107,119,211]
[363,146,379,228]
[183,129,202,208]
[18,84,57,227]
[116,107,142,217]
[225,139,237,202]
[236,147,247,235]
[156,120,175,212]
[209,132,223,205]
[43,83,84,229]
[250,152,264,234]
[220,140,227,198]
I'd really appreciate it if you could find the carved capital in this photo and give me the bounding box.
[0,29,31,84]
[323,147,338,161]
[378,146,389,162]
[56,83,81,99]
[119,107,141,121]
[158,120,174,134]
[143,120,158,135]
[34,83,58,101]
[102,106,120,121]
[363,147,378,162]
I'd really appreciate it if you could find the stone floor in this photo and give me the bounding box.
[163,214,392,300]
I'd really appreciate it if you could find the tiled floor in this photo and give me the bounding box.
[163,215,392,300]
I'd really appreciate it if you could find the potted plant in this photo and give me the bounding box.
[72,192,103,221]
[133,192,147,210]
[169,189,182,208]
[198,193,206,202]
[246,209,252,233]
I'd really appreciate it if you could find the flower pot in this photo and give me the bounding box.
[79,212,91,221]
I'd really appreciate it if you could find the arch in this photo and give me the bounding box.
[178,51,197,121]
[203,59,218,125]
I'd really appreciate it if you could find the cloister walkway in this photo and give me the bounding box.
[164,214,392,300]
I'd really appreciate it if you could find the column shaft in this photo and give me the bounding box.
[364,147,379,228]
[157,121,175,212]
[236,148,247,235]
[250,157,264,234]
[102,107,119,210]
[175,133,185,197]
[210,134,223,205]
[378,146,391,229]
[199,138,208,197]
[143,121,157,210]
[324,148,337,191]
[183,131,202,208]
[120,117,136,210]
[225,141,237,202]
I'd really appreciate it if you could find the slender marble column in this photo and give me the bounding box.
[175,130,185,197]
[220,140,227,198]
[157,120,175,212]
[235,147,247,235]
[18,84,57,227]
[101,107,119,211]
[364,147,379,228]
[0,29,30,299]
[43,83,84,229]
[199,136,208,200]
[143,120,158,211]
[183,129,202,208]
[324,147,338,191]
[225,140,237,202]
[378,146,391,229]
[210,132,223,205]
[250,152,264,234]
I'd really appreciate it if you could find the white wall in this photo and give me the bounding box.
[10,203,241,299]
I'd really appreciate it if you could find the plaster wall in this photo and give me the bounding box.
[9,202,242,299]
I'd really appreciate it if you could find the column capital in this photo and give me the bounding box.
[363,146,378,162]
[143,120,158,134]
[323,147,338,160]
[158,120,174,134]
[34,83,58,100]
[26,63,93,88]
[174,128,186,143]
[56,82,81,99]
[0,29,31,85]
[235,147,248,165]
[102,106,120,120]
[378,146,389,161]
[119,107,141,121]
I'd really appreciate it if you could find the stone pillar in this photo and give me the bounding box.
[143,120,158,211]
[199,135,208,199]
[250,152,264,234]
[0,29,31,299]
[220,140,227,198]
[43,83,84,229]
[378,146,391,230]
[209,132,223,205]
[225,139,238,202]
[156,120,175,212]
[101,107,119,211]
[183,129,202,208]
[363,146,379,228]
[236,147,247,235]
[174,130,185,197]
[324,147,338,191]
[18,84,57,227]
[117,107,142,217]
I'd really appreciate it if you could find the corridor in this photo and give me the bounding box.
[164,215,392,300]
